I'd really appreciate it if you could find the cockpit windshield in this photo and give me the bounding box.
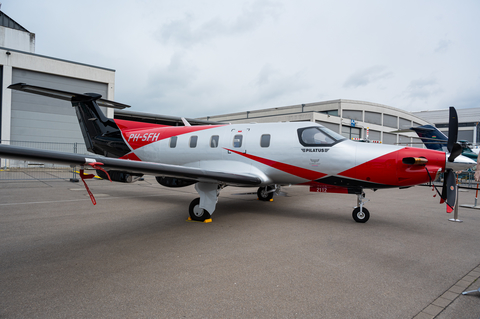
[298,126,346,146]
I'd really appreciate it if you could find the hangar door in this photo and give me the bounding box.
[11,69,108,145]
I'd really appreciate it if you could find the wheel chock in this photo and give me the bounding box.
[186,217,212,223]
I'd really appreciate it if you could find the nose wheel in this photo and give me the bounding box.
[353,192,370,223]
[352,207,370,223]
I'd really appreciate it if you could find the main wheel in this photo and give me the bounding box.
[352,207,370,223]
[257,186,274,201]
[189,198,211,221]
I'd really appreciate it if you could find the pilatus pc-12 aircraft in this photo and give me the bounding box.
[0,83,476,223]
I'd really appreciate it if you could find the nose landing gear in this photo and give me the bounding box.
[352,192,370,223]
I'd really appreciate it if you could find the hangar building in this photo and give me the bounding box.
[196,100,431,146]
[0,10,115,148]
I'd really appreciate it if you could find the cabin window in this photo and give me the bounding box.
[233,135,243,148]
[260,134,270,147]
[210,135,219,148]
[190,136,198,148]
[170,136,177,148]
[298,127,346,146]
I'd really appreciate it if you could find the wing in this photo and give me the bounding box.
[0,144,262,186]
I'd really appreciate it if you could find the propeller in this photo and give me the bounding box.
[447,107,462,162]
[441,107,461,213]
[440,169,456,213]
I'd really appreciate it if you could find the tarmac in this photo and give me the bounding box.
[0,175,479,318]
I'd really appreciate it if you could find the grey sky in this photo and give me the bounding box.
[5,0,480,117]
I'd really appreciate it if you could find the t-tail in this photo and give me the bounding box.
[8,83,131,158]
[410,124,448,152]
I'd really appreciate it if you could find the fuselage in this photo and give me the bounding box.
[114,120,447,192]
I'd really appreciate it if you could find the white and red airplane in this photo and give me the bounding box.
[0,83,476,223]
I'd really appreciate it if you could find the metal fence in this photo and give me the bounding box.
[0,140,90,181]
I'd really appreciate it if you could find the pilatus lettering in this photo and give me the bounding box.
[301,148,330,153]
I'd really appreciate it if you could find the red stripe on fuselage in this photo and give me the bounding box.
[114,119,225,150]
[119,152,142,161]
[225,148,327,181]
[338,147,445,187]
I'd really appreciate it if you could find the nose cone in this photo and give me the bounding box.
[445,154,477,171]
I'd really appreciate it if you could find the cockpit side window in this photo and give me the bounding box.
[298,127,346,146]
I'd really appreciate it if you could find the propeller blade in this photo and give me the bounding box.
[447,106,458,153]
[448,142,463,162]
[441,169,457,213]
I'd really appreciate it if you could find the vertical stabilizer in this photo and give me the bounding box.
[71,93,130,157]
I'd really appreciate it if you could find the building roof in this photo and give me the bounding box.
[0,11,29,32]
[413,108,480,125]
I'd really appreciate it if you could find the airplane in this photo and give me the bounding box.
[410,125,478,160]
[0,83,476,223]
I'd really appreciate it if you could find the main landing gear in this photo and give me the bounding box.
[188,182,223,222]
[352,192,370,223]
[257,185,275,201]
[189,198,211,221]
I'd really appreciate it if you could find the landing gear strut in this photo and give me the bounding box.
[352,192,370,223]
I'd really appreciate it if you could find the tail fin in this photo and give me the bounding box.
[410,125,448,152]
[8,83,131,158]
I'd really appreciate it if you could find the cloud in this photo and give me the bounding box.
[343,66,393,88]
[251,64,308,105]
[442,86,480,109]
[435,39,452,53]
[147,53,199,98]
[157,0,281,48]
[403,77,443,102]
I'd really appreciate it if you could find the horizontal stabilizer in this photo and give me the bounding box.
[8,83,131,109]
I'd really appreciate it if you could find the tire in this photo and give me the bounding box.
[352,207,370,223]
[257,186,274,201]
[189,198,211,221]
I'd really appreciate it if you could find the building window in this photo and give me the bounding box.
[210,135,219,148]
[170,136,177,148]
[343,110,363,121]
[341,126,361,140]
[260,134,270,147]
[190,136,198,148]
[399,118,411,129]
[233,135,243,148]
[383,132,397,145]
[383,114,398,128]
[365,111,382,125]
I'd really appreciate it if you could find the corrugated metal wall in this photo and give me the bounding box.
[11,69,107,144]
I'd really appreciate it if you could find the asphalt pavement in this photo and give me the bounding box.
[0,176,479,318]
